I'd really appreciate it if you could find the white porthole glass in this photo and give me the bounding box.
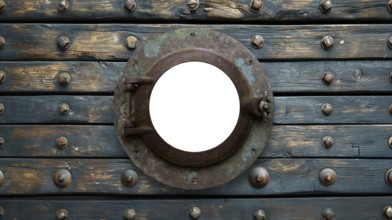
[149,62,240,153]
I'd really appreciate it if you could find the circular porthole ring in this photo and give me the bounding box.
[131,48,253,168]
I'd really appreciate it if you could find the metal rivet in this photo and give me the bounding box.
[58,72,71,86]
[254,209,266,220]
[57,0,69,13]
[53,169,72,188]
[0,170,4,186]
[321,36,334,50]
[322,136,334,149]
[121,170,139,187]
[58,103,70,115]
[389,72,392,83]
[0,206,4,217]
[0,103,5,115]
[388,0,392,13]
[389,137,392,149]
[189,207,201,219]
[322,208,335,220]
[0,36,5,49]
[0,70,6,84]
[56,136,68,150]
[250,0,263,11]
[322,71,334,85]
[57,36,70,50]
[125,36,138,50]
[55,208,68,220]
[187,0,200,11]
[384,206,392,219]
[0,0,5,13]
[321,103,333,116]
[124,0,136,13]
[0,137,4,148]
[124,209,136,220]
[251,35,264,49]
[319,168,337,186]
[389,104,392,114]
[320,0,332,13]
[385,168,392,185]
[249,167,269,188]
[388,36,392,50]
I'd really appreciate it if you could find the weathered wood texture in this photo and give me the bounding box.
[1,125,391,158]
[0,96,390,124]
[1,0,391,22]
[0,197,391,220]
[0,24,391,61]
[0,158,391,195]
[1,61,392,94]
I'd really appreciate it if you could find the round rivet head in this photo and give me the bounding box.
[322,136,334,149]
[384,206,392,219]
[388,0,392,13]
[53,169,72,188]
[57,0,69,13]
[0,206,4,217]
[254,209,266,220]
[0,70,6,84]
[187,0,200,11]
[322,71,334,85]
[389,104,392,115]
[388,36,392,50]
[55,208,68,220]
[0,36,5,49]
[321,103,333,116]
[321,36,334,50]
[125,36,138,50]
[389,137,392,149]
[58,103,70,115]
[124,209,136,220]
[0,0,5,13]
[389,72,392,83]
[320,0,332,13]
[322,208,335,220]
[251,35,264,49]
[189,207,201,219]
[57,36,70,50]
[249,167,269,188]
[0,170,4,186]
[385,168,392,185]
[58,72,71,86]
[250,0,263,11]
[0,103,5,115]
[56,136,68,150]
[124,0,136,13]
[121,170,139,187]
[319,168,337,186]
[0,137,4,148]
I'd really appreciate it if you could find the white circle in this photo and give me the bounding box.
[149,62,240,153]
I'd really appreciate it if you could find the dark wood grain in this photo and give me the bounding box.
[1,61,392,94]
[1,125,391,158]
[0,24,391,61]
[0,158,391,195]
[0,0,391,22]
[0,197,390,220]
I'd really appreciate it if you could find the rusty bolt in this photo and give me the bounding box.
[321,36,334,50]
[121,169,139,187]
[57,0,69,12]
[322,136,334,149]
[322,71,334,85]
[384,206,392,219]
[0,170,4,186]
[124,209,136,220]
[385,168,392,185]
[322,208,335,220]
[124,0,136,13]
[0,0,5,13]
[125,36,138,50]
[0,206,3,217]
[53,169,72,188]
[320,0,332,13]
[57,36,70,50]
[388,0,392,13]
[251,35,264,49]
[250,0,263,11]
[0,70,6,84]
[254,209,266,220]
[249,167,269,188]
[55,209,68,220]
[58,72,71,86]
[56,136,68,150]
[58,103,70,115]
[319,168,337,186]
[189,207,201,219]
[321,103,333,116]
[388,36,392,50]
[0,103,5,115]
[0,36,5,49]
[0,137,4,148]
[187,0,200,11]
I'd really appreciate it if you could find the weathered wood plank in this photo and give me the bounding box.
[0,158,391,195]
[0,197,390,220]
[0,24,391,61]
[1,0,391,22]
[1,61,392,93]
[1,125,391,158]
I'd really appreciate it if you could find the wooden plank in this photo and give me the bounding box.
[1,125,391,158]
[1,61,392,94]
[0,24,391,61]
[0,197,391,220]
[0,158,391,195]
[1,0,391,22]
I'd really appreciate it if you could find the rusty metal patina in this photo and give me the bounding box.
[113,28,273,189]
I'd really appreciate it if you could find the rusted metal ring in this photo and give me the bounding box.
[113,28,273,189]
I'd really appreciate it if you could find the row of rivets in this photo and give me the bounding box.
[320,103,392,116]
[0,70,71,86]
[55,35,137,51]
